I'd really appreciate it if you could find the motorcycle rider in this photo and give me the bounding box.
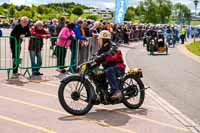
[157,30,165,47]
[146,27,157,51]
[96,30,126,100]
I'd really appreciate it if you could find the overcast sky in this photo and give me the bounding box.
[0,0,199,12]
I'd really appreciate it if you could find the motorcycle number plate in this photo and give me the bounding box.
[158,39,163,42]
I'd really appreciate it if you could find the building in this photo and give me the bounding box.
[84,8,112,16]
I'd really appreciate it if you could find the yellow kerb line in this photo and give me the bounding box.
[0,96,136,133]
[0,115,56,133]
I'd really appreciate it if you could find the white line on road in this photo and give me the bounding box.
[147,89,200,133]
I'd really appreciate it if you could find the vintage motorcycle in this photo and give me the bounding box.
[58,56,148,115]
[167,33,176,48]
[149,37,168,55]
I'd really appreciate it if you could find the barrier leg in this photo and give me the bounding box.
[7,70,10,79]
[70,40,78,73]
[23,68,31,78]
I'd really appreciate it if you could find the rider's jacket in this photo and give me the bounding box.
[158,33,164,40]
[146,29,157,38]
[97,41,126,71]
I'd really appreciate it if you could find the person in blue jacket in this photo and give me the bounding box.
[73,20,87,41]
[0,29,2,37]
[72,20,88,67]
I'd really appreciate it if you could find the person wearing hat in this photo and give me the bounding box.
[95,30,126,100]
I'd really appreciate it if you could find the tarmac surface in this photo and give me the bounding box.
[0,29,199,133]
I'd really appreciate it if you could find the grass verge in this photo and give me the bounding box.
[186,41,200,56]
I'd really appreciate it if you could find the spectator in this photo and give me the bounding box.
[187,26,191,39]
[90,21,100,53]
[73,19,88,65]
[180,26,187,44]
[0,28,2,37]
[56,23,75,73]
[84,20,91,37]
[56,16,66,35]
[123,25,129,45]
[90,21,100,37]
[10,16,31,78]
[29,21,50,76]
[49,18,58,56]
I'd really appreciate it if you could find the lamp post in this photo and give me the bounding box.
[193,0,199,43]
[194,0,199,16]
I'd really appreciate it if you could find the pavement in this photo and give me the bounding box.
[0,29,199,133]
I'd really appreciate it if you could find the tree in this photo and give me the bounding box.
[143,0,159,23]
[124,7,135,21]
[17,5,30,11]
[8,4,16,18]
[15,10,32,18]
[0,7,6,16]
[37,5,44,14]
[86,15,98,21]
[156,0,172,23]
[174,3,191,24]
[72,6,83,16]
[2,3,9,9]
[135,0,172,24]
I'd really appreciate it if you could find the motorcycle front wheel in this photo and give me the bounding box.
[122,74,145,109]
[58,76,93,115]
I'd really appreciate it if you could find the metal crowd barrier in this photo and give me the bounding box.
[0,36,18,78]
[19,36,79,77]
[77,37,99,65]
[0,36,100,79]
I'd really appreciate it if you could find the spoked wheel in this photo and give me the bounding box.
[58,76,93,115]
[122,74,145,109]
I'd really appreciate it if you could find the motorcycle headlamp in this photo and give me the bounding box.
[81,64,87,73]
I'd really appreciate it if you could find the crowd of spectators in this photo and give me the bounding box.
[0,16,199,78]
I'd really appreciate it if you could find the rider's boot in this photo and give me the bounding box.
[111,90,122,100]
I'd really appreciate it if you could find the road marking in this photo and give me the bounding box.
[124,45,199,133]
[40,81,190,132]
[2,84,57,98]
[0,78,192,132]
[147,89,200,133]
[113,109,189,132]
[0,114,56,133]
[0,96,136,133]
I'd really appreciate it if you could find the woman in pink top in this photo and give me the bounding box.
[56,23,75,73]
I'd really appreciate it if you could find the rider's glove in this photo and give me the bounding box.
[95,54,105,62]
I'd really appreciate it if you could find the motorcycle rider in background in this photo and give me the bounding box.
[157,30,165,47]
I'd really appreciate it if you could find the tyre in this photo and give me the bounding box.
[166,46,168,55]
[150,45,154,55]
[122,74,145,109]
[58,76,93,115]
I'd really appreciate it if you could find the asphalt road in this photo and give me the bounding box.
[126,41,200,126]
[0,28,198,133]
